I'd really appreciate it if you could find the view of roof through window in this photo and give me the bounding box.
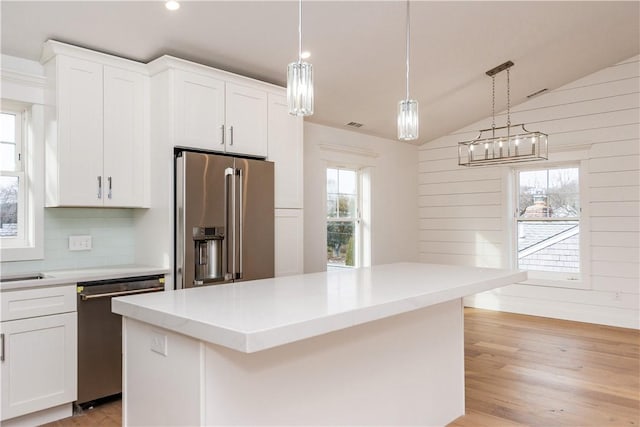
[517,167,580,274]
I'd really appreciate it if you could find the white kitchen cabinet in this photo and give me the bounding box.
[225,82,267,157]
[103,66,148,207]
[172,70,267,157]
[0,285,77,424]
[43,41,150,207]
[267,93,303,209]
[173,70,226,151]
[275,209,304,276]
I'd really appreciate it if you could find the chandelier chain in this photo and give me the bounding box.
[506,68,511,127]
[491,75,496,131]
[298,0,302,61]
[405,0,410,100]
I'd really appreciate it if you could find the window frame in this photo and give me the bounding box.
[511,161,590,290]
[326,166,362,269]
[0,100,44,262]
[0,108,27,247]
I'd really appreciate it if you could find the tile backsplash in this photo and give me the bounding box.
[1,208,136,275]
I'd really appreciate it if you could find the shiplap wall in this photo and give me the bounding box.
[418,55,639,329]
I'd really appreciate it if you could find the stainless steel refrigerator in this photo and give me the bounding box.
[175,150,274,289]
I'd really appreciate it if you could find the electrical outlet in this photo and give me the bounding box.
[150,331,168,356]
[69,235,92,251]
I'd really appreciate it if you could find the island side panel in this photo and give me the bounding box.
[122,317,205,427]
[204,299,465,426]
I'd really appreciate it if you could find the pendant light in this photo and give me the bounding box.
[397,0,418,141]
[287,0,314,116]
[457,61,548,166]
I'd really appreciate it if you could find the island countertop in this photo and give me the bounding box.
[112,262,526,353]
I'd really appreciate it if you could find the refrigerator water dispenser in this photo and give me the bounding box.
[193,226,224,285]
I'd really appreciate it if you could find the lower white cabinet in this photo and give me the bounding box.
[275,209,304,276]
[0,285,77,424]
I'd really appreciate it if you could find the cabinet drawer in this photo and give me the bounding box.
[0,285,76,321]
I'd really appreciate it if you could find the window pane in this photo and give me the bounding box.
[517,220,579,273]
[0,175,19,238]
[327,221,355,267]
[338,169,356,195]
[327,194,337,218]
[0,113,16,143]
[338,194,356,218]
[519,168,579,218]
[547,168,579,217]
[326,168,338,194]
[0,142,16,171]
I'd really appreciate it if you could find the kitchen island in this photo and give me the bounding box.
[112,262,525,426]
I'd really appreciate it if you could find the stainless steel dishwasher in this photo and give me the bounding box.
[76,274,164,405]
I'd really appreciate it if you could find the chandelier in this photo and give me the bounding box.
[287,0,314,116]
[458,61,548,166]
[397,0,418,141]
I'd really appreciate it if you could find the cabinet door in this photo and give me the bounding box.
[225,83,267,158]
[103,66,149,207]
[267,93,303,209]
[0,312,77,421]
[56,56,104,206]
[275,209,304,276]
[174,70,225,151]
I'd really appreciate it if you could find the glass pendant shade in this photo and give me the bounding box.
[397,99,419,140]
[287,60,314,116]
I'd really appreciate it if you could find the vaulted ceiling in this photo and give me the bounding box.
[2,1,639,144]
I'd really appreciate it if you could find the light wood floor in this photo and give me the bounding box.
[450,308,640,426]
[42,308,639,426]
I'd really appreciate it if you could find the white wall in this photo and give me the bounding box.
[418,55,640,329]
[2,209,136,275]
[304,122,419,273]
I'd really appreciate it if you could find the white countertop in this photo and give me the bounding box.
[112,262,526,353]
[0,265,170,291]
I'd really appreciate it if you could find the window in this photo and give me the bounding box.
[515,166,580,279]
[326,167,360,268]
[0,100,43,261]
[0,109,25,244]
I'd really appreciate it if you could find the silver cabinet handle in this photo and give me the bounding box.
[220,124,225,145]
[97,176,102,199]
[229,126,234,146]
[237,167,243,279]
[224,167,234,281]
[79,286,165,300]
[1,333,5,362]
[108,176,112,199]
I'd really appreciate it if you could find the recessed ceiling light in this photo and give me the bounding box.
[300,51,311,59]
[165,0,180,11]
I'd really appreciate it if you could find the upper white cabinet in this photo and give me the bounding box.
[42,41,150,208]
[225,82,267,157]
[267,93,303,209]
[171,67,267,158]
[173,70,225,151]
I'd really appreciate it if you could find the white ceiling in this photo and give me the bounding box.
[2,1,639,144]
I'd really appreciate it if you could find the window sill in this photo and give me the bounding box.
[520,273,589,290]
[1,244,44,262]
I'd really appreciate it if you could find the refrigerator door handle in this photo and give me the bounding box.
[237,167,244,279]
[224,167,235,281]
